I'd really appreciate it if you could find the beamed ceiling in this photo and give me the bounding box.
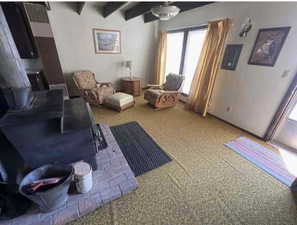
[44,2,214,23]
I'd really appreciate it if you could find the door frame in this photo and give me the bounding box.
[264,72,297,141]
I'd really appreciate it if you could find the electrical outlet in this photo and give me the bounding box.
[282,70,290,78]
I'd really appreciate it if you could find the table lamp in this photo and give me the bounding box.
[125,60,132,80]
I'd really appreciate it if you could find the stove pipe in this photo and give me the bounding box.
[0,5,31,112]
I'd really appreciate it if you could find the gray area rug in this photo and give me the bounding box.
[110,121,172,176]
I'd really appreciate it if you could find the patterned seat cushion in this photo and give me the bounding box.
[164,73,184,91]
[145,89,164,97]
[105,92,134,107]
[73,71,97,89]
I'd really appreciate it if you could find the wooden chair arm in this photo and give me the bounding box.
[76,88,94,97]
[147,84,163,89]
[97,82,113,88]
[162,90,179,94]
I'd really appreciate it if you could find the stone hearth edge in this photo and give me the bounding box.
[1,124,138,225]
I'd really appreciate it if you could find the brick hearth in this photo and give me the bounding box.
[1,124,138,225]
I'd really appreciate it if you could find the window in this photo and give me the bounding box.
[165,32,184,75]
[165,26,207,95]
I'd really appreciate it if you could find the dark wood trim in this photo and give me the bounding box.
[178,100,264,139]
[44,2,50,11]
[76,2,85,15]
[35,37,65,84]
[143,12,158,23]
[172,2,214,11]
[179,30,188,74]
[102,2,126,18]
[167,25,208,33]
[264,72,297,141]
[125,2,163,21]
[209,113,264,140]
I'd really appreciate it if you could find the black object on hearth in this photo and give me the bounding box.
[0,183,32,220]
[19,164,73,212]
[0,89,9,117]
[0,87,33,111]
[0,89,105,174]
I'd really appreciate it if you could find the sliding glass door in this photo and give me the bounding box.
[165,32,184,75]
[165,27,207,95]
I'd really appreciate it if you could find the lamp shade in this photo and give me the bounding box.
[125,60,132,69]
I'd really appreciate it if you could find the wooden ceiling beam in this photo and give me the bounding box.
[102,2,126,18]
[144,2,214,23]
[76,2,85,15]
[125,2,164,21]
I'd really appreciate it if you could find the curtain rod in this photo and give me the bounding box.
[166,24,208,33]
[166,23,207,32]
[165,18,232,33]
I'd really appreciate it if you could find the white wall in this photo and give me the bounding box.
[160,2,297,137]
[47,2,158,96]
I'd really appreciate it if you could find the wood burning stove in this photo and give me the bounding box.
[0,89,106,184]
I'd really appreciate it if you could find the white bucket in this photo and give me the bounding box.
[73,161,93,194]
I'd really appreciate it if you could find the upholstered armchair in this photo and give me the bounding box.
[73,71,115,105]
[144,73,184,110]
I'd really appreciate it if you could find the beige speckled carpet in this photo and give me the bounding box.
[69,97,297,225]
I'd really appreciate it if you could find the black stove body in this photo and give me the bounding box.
[0,89,102,186]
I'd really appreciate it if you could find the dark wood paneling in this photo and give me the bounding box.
[77,2,85,15]
[24,2,49,23]
[35,37,64,84]
[103,2,126,17]
[1,3,38,58]
[125,2,163,20]
[143,12,158,23]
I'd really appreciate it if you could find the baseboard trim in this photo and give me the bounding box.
[208,113,264,141]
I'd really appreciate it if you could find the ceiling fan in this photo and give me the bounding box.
[151,2,180,21]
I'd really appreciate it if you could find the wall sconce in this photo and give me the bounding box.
[239,17,252,38]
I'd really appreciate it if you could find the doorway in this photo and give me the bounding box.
[165,26,207,96]
[266,73,297,175]
[272,94,297,150]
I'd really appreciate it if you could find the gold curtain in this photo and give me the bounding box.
[187,18,231,116]
[155,32,167,85]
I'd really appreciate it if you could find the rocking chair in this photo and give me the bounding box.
[73,71,115,106]
[144,73,184,110]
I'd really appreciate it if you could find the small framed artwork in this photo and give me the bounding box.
[248,26,290,67]
[221,44,243,71]
[93,29,121,54]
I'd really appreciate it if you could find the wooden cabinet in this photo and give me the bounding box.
[1,3,37,58]
[23,3,65,85]
[35,37,65,84]
[121,77,141,96]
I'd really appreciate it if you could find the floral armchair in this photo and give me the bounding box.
[144,73,184,110]
[73,71,115,105]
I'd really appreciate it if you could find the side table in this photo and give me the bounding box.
[121,77,141,96]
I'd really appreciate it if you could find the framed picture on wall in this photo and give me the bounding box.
[93,29,121,54]
[248,26,290,67]
[221,44,243,71]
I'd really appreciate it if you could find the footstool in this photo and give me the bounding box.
[104,92,135,112]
